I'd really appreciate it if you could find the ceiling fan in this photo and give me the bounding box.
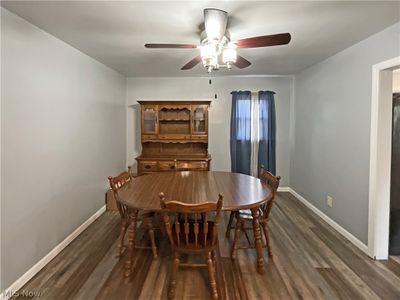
[145,8,291,73]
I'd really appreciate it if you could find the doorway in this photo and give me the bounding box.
[368,57,400,260]
[389,70,400,257]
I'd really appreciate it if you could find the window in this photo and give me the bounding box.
[230,91,276,176]
[235,97,251,140]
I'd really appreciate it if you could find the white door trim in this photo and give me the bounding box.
[368,56,400,259]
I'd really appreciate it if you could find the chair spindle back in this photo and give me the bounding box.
[159,193,223,250]
[108,166,134,218]
[259,165,281,219]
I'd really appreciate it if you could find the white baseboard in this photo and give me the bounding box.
[287,188,369,255]
[1,205,106,300]
[277,187,290,192]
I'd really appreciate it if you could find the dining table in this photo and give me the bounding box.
[117,171,273,276]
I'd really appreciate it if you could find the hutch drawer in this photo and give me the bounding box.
[136,158,211,175]
[139,161,158,172]
[176,161,208,170]
[158,161,176,171]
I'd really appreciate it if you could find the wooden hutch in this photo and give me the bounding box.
[135,101,211,175]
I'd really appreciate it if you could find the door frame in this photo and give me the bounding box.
[368,56,400,259]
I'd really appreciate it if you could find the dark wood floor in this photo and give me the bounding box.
[13,192,400,299]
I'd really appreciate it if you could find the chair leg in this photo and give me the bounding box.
[168,252,180,300]
[117,219,128,258]
[207,252,218,300]
[251,207,266,275]
[231,219,242,260]
[124,210,138,278]
[157,212,167,237]
[146,217,158,259]
[212,249,217,270]
[261,222,273,258]
[225,211,235,238]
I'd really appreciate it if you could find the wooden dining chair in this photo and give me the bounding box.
[108,167,158,259]
[227,166,281,259]
[159,192,224,300]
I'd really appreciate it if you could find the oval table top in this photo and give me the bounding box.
[117,171,273,211]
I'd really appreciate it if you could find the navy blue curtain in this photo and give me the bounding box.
[230,91,251,174]
[258,91,276,175]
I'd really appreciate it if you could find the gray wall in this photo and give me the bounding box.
[291,22,400,244]
[1,8,126,289]
[126,76,293,187]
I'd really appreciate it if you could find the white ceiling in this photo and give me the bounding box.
[2,1,399,77]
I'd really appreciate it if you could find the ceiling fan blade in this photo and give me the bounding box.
[204,8,228,41]
[145,43,197,49]
[181,55,202,70]
[236,33,291,48]
[234,55,252,69]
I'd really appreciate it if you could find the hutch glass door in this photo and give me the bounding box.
[192,105,207,134]
[142,106,158,134]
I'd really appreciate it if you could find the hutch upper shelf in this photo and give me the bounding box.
[139,101,210,142]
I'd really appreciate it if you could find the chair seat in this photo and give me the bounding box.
[139,210,155,218]
[235,208,264,220]
[121,210,155,220]
[172,220,216,250]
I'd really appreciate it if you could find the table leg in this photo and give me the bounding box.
[124,209,138,277]
[251,207,265,274]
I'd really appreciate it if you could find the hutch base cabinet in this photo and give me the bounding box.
[135,101,211,175]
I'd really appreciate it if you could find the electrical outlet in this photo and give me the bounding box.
[327,195,333,207]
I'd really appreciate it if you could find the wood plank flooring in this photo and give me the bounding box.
[13,192,400,299]
[386,256,400,278]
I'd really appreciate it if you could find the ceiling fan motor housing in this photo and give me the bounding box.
[200,30,230,46]
[203,8,228,42]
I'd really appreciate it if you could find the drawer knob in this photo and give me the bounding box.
[145,165,151,169]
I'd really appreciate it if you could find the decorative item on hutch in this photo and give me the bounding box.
[136,101,211,175]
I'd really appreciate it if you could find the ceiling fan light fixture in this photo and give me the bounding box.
[202,55,218,72]
[222,47,237,64]
[201,43,218,71]
[200,43,217,58]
